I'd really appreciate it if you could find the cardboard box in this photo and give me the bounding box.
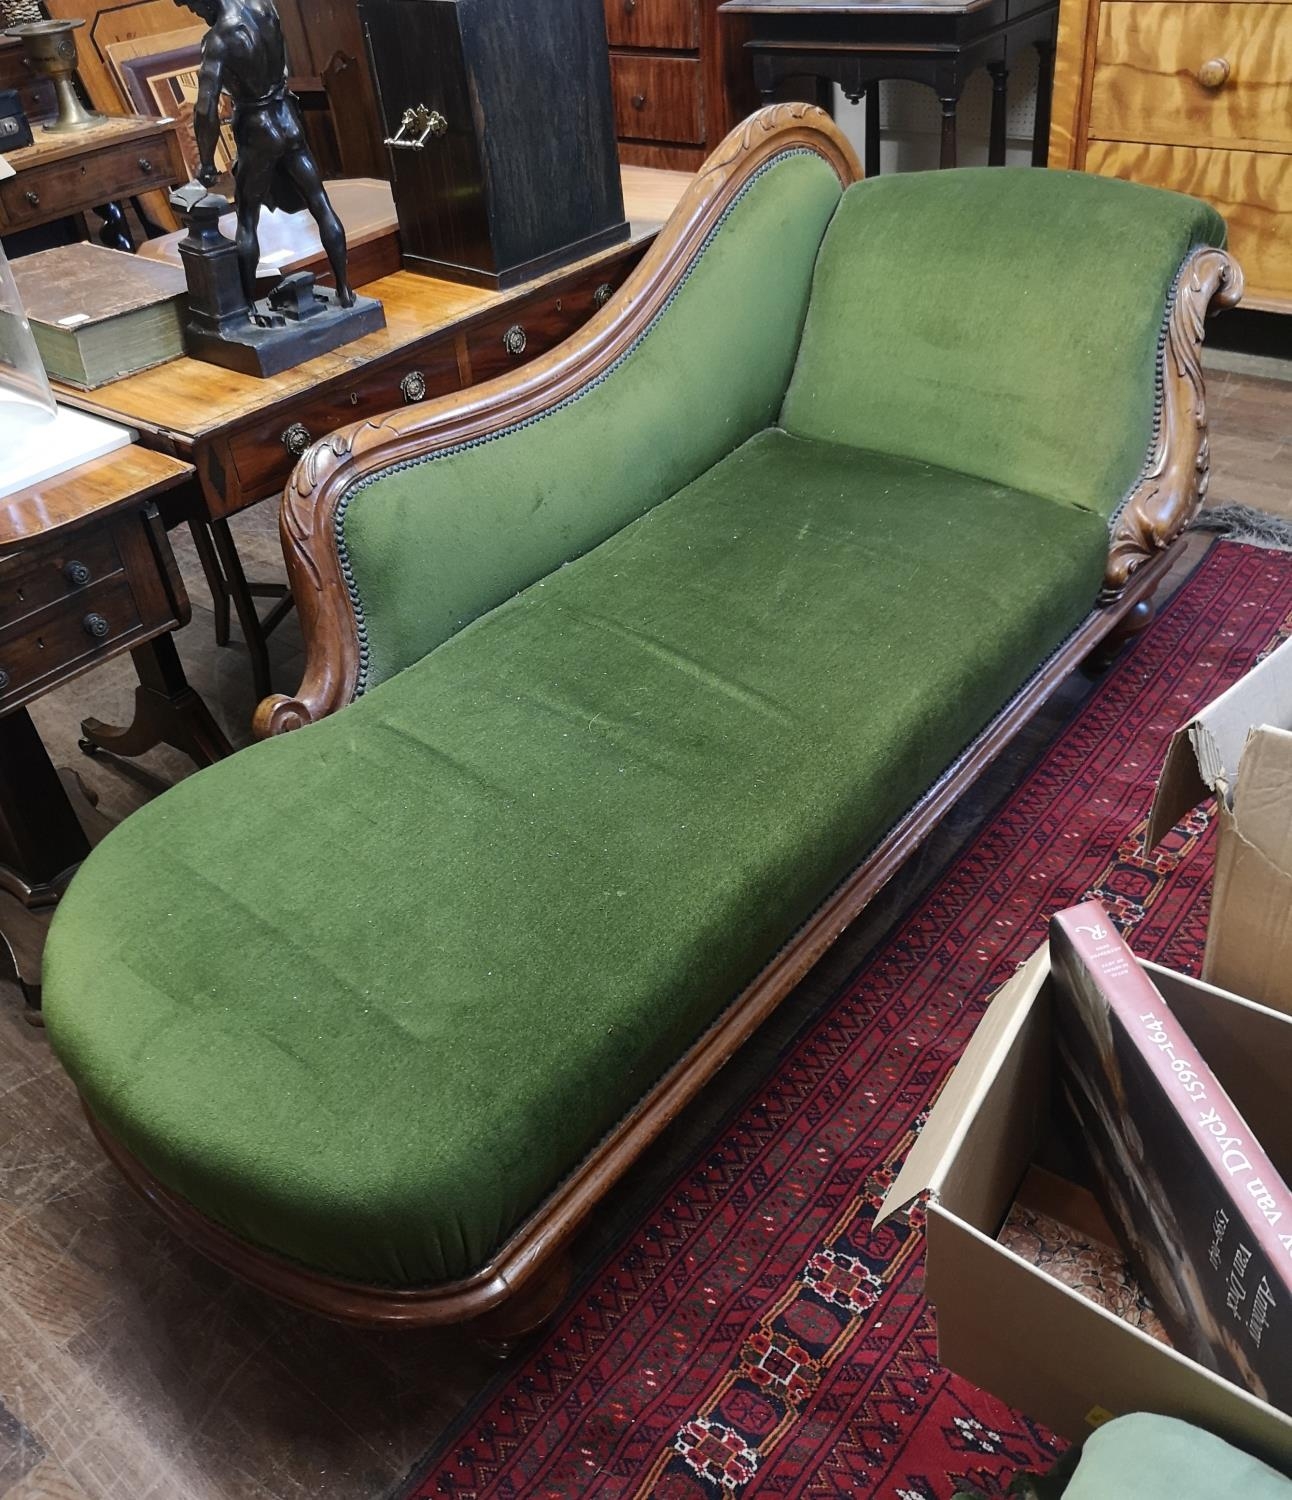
[878,946,1292,1472]
[1147,635,1292,1014]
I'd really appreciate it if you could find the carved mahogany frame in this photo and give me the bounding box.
[91,109,1243,1337]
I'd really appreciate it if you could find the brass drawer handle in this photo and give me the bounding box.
[502,324,527,357]
[384,104,448,151]
[63,560,91,587]
[137,156,153,173]
[400,370,427,404]
[1197,57,1230,89]
[593,282,613,309]
[0,668,9,692]
[631,93,647,111]
[82,612,110,640]
[24,189,39,207]
[282,422,312,457]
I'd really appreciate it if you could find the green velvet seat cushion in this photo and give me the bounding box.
[1063,1414,1292,1497]
[43,429,1110,1288]
[781,167,1227,519]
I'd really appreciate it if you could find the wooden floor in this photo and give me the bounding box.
[0,360,1289,1499]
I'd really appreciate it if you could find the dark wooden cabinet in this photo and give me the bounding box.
[359,0,629,288]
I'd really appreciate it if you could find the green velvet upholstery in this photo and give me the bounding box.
[43,431,1109,1286]
[1062,1415,1292,1497]
[343,148,845,689]
[781,168,1226,518]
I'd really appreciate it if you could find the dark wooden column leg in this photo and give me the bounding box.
[208,517,274,702]
[187,519,232,647]
[467,1253,573,1359]
[938,95,959,169]
[864,83,882,178]
[987,63,1009,165]
[94,201,134,252]
[1083,594,1158,674]
[0,709,90,905]
[80,635,232,769]
[1032,35,1056,167]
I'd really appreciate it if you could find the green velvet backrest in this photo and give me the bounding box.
[340,149,845,689]
[780,168,1227,519]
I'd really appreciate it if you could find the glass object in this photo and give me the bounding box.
[0,237,56,434]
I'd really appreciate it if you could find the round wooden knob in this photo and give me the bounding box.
[1197,57,1230,89]
[502,324,527,357]
[63,560,91,587]
[282,422,312,456]
[624,0,637,11]
[24,189,38,207]
[137,156,153,173]
[632,93,647,111]
[82,612,110,640]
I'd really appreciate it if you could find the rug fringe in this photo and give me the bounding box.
[1189,503,1292,552]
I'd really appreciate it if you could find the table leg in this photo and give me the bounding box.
[864,85,881,178]
[94,201,134,253]
[938,94,959,169]
[208,517,274,702]
[987,63,1009,166]
[188,519,231,647]
[80,634,232,769]
[1032,36,1056,166]
[0,709,89,905]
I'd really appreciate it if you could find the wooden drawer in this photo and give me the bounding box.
[0,128,182,229]
[0,527,123,634]
[228,339,463,499]
[1086,139,1292,310]
[0,573,141,712]
[604,0,700,49]
[611,53,704,144]
[462,256,639,386]
[1090,3,1292,152]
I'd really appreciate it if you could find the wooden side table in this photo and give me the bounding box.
[0,112,185,249]
[0,445,227,1012]
[52,166,693,704]
[719,0,1059,175]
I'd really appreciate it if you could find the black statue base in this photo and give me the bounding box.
[184,285,385,377]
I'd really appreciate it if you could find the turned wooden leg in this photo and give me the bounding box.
[1083,594,1157,674]
[467,1253,573,1358]
[938,94,959,169]
[987,63,1009,166]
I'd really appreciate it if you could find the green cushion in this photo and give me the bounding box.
[343,147,845,689]
[781,168,1227,519]
[1063,1414,1292,1497]
[43,430,1108,1288]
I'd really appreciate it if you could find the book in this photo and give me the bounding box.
[8,243,186,389]
[1050,900,1292,1410]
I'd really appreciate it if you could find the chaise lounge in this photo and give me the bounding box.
[41,105,1241,1343]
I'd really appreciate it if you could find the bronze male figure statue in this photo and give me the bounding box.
[177,0,356,307]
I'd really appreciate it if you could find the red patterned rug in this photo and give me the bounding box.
[401,541,1292,1500]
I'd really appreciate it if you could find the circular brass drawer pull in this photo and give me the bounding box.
[400,370,427,404]
[82,612,110,640]
[137,156,153,173]
[1197,57,1230,89]
[593,282,613,309]
[24,189,39,207]
[0,668,9,692]
[282,422,312,457]
[502,324,528,357]
[63,559,91,587]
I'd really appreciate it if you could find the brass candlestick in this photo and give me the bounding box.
[4,19,106,134]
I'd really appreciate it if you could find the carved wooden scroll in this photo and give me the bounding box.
[1105,244,1244,595]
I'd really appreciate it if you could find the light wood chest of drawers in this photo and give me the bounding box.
[1049,0,1292,313]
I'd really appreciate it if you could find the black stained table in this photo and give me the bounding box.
[718,0,1059,176]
